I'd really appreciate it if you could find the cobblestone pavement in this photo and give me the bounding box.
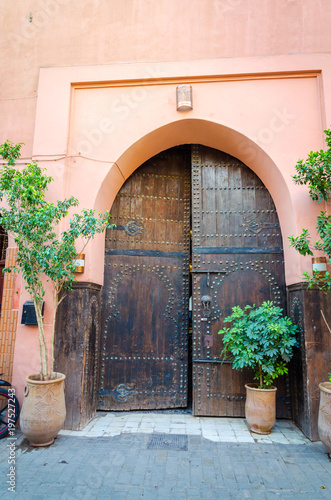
[1,413,331,499]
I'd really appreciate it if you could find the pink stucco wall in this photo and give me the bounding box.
[0,1,330,402]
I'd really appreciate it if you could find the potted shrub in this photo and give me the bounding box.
[318,376,331,454]
[288,128,331,452]
[0,141,114,446]
[218,301,298,434]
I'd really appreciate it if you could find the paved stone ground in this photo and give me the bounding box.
[58,412,313,445]
[1,415,331,499]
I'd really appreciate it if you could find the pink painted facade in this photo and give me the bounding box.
[1,1,330,434]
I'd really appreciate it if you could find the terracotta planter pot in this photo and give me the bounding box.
[20,373,66,447]
[245,383,277,434]
[318,382,331,453]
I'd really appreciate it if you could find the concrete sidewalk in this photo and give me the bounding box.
[1,413,331,499]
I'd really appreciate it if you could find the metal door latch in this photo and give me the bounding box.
[204,335,213,347]
[201,295,212,320]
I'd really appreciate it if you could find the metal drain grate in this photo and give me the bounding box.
[147,434,188,451]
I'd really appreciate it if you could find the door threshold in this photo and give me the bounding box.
[97,405,193,415]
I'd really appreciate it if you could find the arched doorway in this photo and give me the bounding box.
[98,145,290,418]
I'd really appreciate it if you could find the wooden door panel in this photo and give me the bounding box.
[192,145,290,418]
[193,363,251,417]
[99,147,190,410]
[193,146,282,255]
[192,260,285,362]
[99,255,188,410]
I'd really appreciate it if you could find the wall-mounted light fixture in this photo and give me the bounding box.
[74,253,85,273]
[176,84,193,111]
[312,256,327,275]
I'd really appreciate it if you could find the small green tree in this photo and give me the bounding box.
[218,301,298,388]
[0,141,114,380]
[288,128,331,292]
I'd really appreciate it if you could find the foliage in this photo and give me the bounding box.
[218,301,298,389]
[0,141,114,380]
[0,140,24,166]
[289,129,331,293]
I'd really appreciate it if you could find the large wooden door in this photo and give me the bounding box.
[191,145,290,418]
[98,146,191,410]
[99,144,290,417]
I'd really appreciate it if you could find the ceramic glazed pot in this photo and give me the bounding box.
[245,383,277,434]
[318,382,331,454]
[20,373,66,447]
